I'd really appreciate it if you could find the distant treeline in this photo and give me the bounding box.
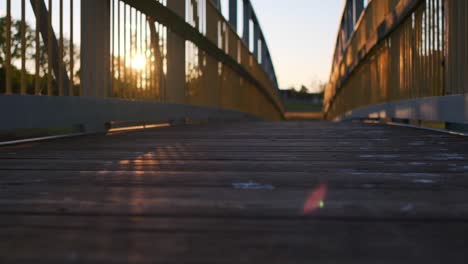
[280,88,324,102]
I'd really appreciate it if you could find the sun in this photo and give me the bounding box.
[131,54,146,71]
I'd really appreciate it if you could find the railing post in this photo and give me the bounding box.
[5,0,12,94]
[261,36,268,67]
[253,21,259,59]
[81,0,111,98]
[444,0,450,95]
[166,0,186,104]
[229,0,237,31]
[242,0,250,46]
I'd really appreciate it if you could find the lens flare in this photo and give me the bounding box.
[303,184,328,215]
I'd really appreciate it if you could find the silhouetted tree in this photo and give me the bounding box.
[0,17,80,95]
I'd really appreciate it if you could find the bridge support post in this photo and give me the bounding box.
[242,0,250,46]
[253,22,260,60]
[81,0,111,98]
[261,37,268,67]
[229,0,238,31]
[166,0,186,104]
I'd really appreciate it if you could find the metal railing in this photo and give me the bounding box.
[1,0,284,127]
[325,0,467,121]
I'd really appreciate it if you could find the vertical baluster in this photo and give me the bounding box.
[152,21,156,98]
[133,7,136,94]
[152,19,156,99]
[437,0,443,95]
[130,7,133,96]
[158,23,162,100]
[21,0,27,94]
[423,4,427,97]
[123,3,127,97]
[59,0,64,96]
[153,22,157,99]
[427,2,431,97]
[429,0,434,96]
[135,8,138,94]
[148,18,152,98]
[134,8,137,92]
[414,11,418,98]
[70,0,74,95]
[5,0,12,94]
[441,0,444,93]
[157,23,161,100]
[144,14,148,95]
[431,0,435,96]
[432,0,437,95]
[47,0,53,96]
[460,0,464,94]
[434,0,439,95]
[137,10,140,92]
[117,0,121,97]
[35,0,41,95]
[429,0,437,96]
[136,8,139,94]
[149,19,153,96]
[405,18,409,99]
[140,12,144,93]
[136,10,140,92]
[143,13,146,95]
[111,0,114,96]
[160,23,163,100]
[414,12,418,98]
[147,17,151,97]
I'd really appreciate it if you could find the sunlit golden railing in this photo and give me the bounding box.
[109,0,167,100]
[1,0,283,121]
[325,0,457,119]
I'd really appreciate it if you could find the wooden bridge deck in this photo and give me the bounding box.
[1,121,468,263]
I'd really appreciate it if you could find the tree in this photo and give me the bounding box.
[0,17,36,65]
[299,85,309,94]
[0,16,80,95]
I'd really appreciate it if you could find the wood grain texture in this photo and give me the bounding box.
[0,121,467,263]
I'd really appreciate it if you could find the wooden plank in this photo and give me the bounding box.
[0,121,467,263]
[1,185,468,220]
[0,159,465,173]
[1,170,466,189]
[1,218,468,263]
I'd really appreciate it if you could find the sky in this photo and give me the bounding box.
[249,0,344,92]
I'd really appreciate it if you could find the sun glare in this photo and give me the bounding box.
[131,54,147,71]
